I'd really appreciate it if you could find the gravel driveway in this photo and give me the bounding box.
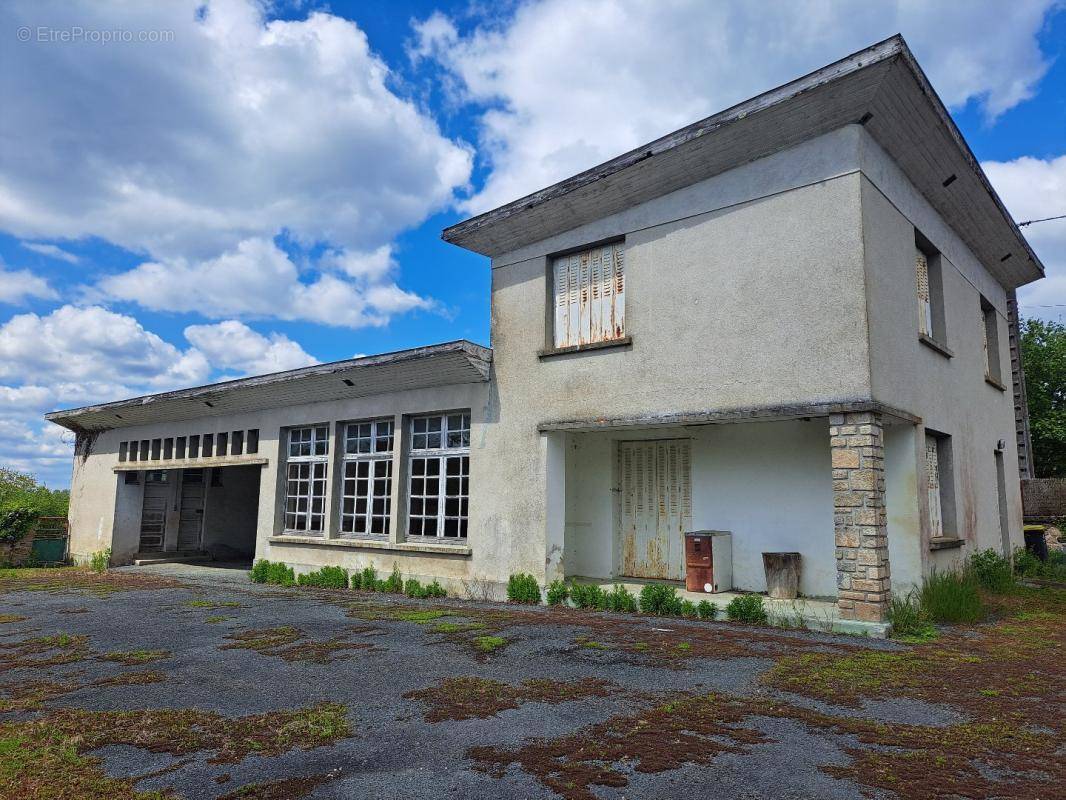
[0,563,1061,800]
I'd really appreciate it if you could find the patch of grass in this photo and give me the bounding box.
[507,573,541,604]
[394,610,450,624]
[919,570,984,623]
[0,614,26,624]
[725,594,767,625]
[88,548,111,574]
[204,616,228,624]
[221,626,376,664]
[1015,547,1066,582]
[472,635,507,653]
[218,773,337,800]
[888,595,937,642]
[0,567,181,597]
[405,676,613,722]
[98,649,170,666]
[0,632,90,672]
[185,599,243,609]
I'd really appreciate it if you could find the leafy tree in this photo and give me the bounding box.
[0,468,70,517]
[1020,318,1066,477]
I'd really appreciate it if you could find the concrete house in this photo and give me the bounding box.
[47,36,1043,625]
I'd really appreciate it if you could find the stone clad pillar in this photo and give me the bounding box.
[831,411,891,622]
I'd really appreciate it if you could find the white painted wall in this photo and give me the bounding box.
[563,420,836,597]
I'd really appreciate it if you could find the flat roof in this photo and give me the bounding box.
[442,35,1043,290]
[46,340,492,432]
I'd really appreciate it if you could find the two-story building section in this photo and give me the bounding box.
[47,36,1044,626]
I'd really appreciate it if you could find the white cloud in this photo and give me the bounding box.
[0,0,471,264]
[413,0,1058,214]
[20,242,79,264]
[183,320,318,375]
[984,154,1066,322]
[0,263,57,305]
[97,237,433,328]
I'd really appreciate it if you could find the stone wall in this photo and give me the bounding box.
[831,411,891,621]
[1022,478,1066,521]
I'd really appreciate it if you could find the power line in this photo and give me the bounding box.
[1019,213,1066,226]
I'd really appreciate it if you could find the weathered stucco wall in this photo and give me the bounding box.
[564,420,836,597]
[859,131,1024,564]
[67,381,490,583]
[485,128,872,584]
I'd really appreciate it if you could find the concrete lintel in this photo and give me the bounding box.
[537,400,919,433]
[113,457,269,472]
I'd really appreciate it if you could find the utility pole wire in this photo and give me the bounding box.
[1018,213,1066,226]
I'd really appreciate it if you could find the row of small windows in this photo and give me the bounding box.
[118,430,259,463]
[282,412,471,541]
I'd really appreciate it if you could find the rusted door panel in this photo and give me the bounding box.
[618,440,691,580]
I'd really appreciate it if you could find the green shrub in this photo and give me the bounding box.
[968,549,1015,593]
[680,599,698,618]
[545,579,569,606]
[357,565,378,591]
[89,548,111,574]
[266,561,295,587]
[349,570,362,590]
[605,584,637,613]
[0,507,39,545]
[422,580,447,598]
[919,570,984,624]
[404,578,424,598]
[696,600,718,620]
[888,594,936,641]
[725,594,767,624]
[380,564,404,594]
[1014,547,1066,582]
[638,583,683,616]
[507,573,541,604]
[249,559,270,583]
[297,566,349,589]
[570,582,608,610]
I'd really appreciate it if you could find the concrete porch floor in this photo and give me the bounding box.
[580,577,890,638]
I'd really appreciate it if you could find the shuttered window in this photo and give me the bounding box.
[553,242,625,348]
[926,434,944,540]
[916,248,933,337]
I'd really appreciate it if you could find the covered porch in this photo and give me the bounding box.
[543,403,923,626]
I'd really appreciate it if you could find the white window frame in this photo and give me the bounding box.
[283,424,329,533]
[407,412,470,540]
[553,242,625,349]
[339,419,394,538]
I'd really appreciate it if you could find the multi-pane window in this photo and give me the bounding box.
[283,425,329,533]
[340,419,394,537]
[553,242,625,348]
[408,412,470,539]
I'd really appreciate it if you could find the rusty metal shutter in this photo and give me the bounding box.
[925,434,943,539]
[916,249,932,336]
[617,439,691,580]
[553,243,624,348]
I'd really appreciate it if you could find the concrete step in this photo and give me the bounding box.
[132,552,212,566]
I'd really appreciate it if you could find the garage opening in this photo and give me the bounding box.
[130,465,261,564]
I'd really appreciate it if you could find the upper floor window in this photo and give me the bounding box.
[340,419,393,538]
[284,425,329,533]
[915,233,946,348]
[552,242,625,349]
[980,296,1003,386]
[408,412,470,540]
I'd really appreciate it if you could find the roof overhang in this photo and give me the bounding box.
[442,35,1043,290]
[46,340,492,433]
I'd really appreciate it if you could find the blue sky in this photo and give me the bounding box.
[1,0,1064,487]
